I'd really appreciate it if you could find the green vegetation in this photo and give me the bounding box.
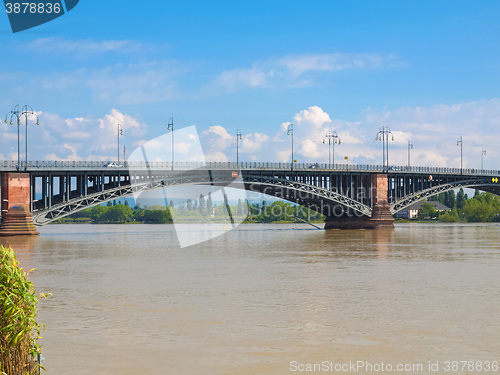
[416,202,438,220]
[246,200,323,223]
[427,189,500,222]
[0,245,45,375]
[56,197,324,224]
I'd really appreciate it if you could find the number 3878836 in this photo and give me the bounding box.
[5,3,62,14]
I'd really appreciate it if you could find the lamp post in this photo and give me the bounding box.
[4,104,39,171]
[287,123,294,171]
[323,130,340,169]
[375,126,393,172]
[167,118,174,170]
[236,129,242,166]
[117,124,123,164]
[457,136,463,173]
[481,148,486,170]
[407,141,413,168]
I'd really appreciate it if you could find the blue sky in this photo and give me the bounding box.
[1,1,500,169]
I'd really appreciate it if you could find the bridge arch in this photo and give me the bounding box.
[32,173,373,226]
[390,178,500,214]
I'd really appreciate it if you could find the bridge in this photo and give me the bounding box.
[0,160,499,235]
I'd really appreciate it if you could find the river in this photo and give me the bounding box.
[1,223,499,374]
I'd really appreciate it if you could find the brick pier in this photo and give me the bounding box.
[0,173,39,236]
[324,173,395,229]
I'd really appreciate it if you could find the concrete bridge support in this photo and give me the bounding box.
[324,173,394,229]
[0,173,39,236]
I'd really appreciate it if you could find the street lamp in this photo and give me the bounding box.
[408,141,413,168]
[375,126,394,172]
[323,130,340,169]
[167,118,174,170]
[117,124,123,164]
[236,129,242,166]
[457,136,463,173]
[4,104,39,171]
[287,123,294,171]
[481,148,486,170]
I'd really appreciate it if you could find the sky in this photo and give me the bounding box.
[1,1,500,170]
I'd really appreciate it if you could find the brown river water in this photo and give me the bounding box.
[1,223,499,374]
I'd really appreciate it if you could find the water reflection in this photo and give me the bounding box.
[0,234,39,260]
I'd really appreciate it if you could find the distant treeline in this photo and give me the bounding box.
[419,188,500,222]
[57,195,324,224]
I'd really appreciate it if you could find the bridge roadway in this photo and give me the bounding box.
[0,160,500,232]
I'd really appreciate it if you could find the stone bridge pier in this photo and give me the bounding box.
[324,173,394,229]
[0,172,39,236]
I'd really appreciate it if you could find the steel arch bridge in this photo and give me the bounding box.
[0,161,499,229]
[31,171,375,225]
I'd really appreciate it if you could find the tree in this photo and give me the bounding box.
[101,204,133,223]
[133,207,145,222]
[444,191,456,209]
[261,201,267,216]
[143,208,172,223]
[456,188,466,209]
[461,199,494,222]
[206,193,213,215]
[237,198,244,215]
[199,194,207,216]
[428,192,445,204]
[90,205,107,222]
[439,207,460,222]
[71,208,91,218]
[417,202,437,220]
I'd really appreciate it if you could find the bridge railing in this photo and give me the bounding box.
[0,160,499,176]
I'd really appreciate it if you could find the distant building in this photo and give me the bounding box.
[394,200,451,219]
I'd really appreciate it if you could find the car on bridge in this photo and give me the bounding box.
[104,162,123,168]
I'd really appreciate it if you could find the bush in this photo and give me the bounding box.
[0,245,44,375]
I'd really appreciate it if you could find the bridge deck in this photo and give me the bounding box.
[0,160,499,176]
[1,161,500,227]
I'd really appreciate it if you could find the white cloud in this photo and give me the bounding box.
[33,60,186,106]
[233,100,500,169]
[205,151,228,162]
[45,144,83,161]
[209,53,401,92]
[3,99,499,171]
[239,132,270,154]
[294,105,332,129]
[201,125,234,155]
[299,139,323,159]
[63,132,92,140]
[30,109,147,161]
[22,37,148,56]
[276,149,291,163]
[359,99,500,168]
[87,61,183,105]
